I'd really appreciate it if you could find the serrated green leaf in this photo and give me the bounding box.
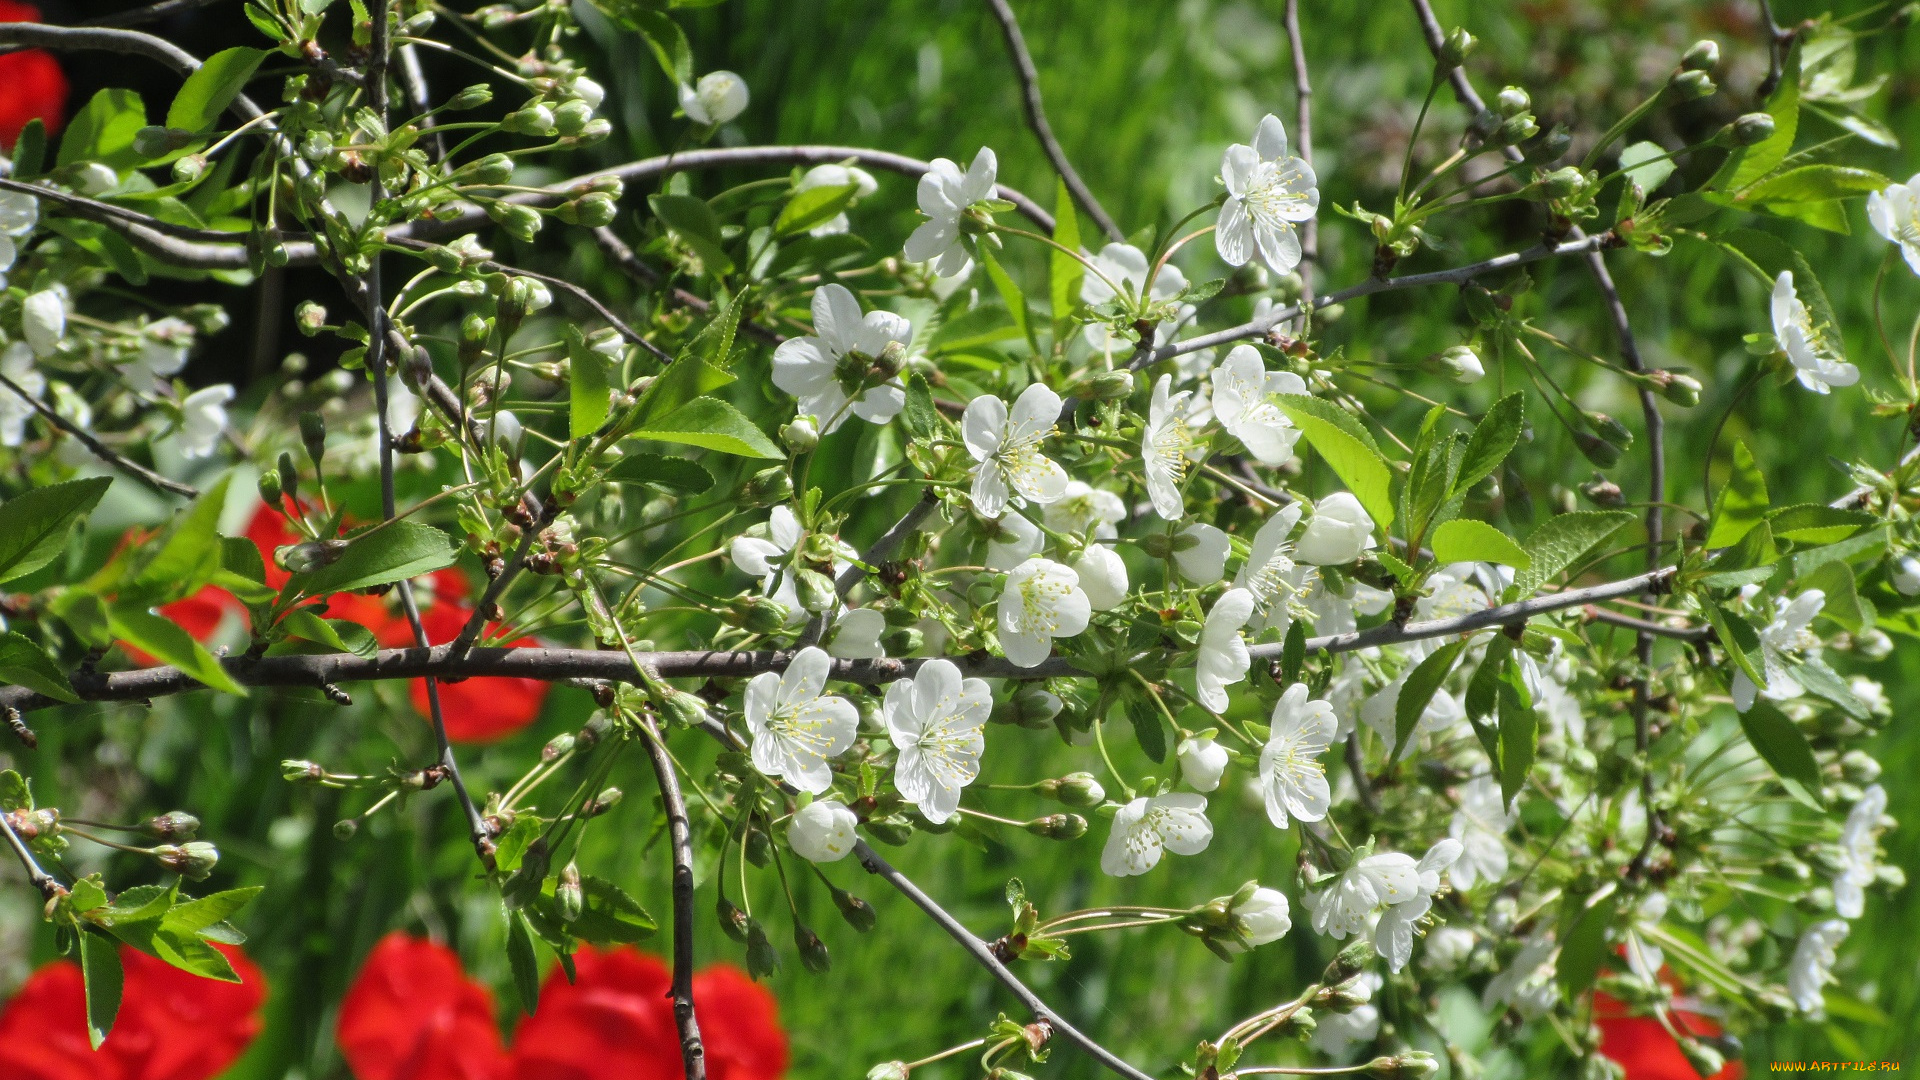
[1512,511,1635,596]
[1723,44,1799,193]
[284,520,458,599]
[151,926,240,981]
[1702,599,1767,689]
[1789,657,1868,719]
[1455,393,1524,497]
[1497,659,1535,805]
[494,816,542,874]
[1765,504,1873,545]
[79,929,123,1049]
[1801,560,1866,633]
[0,477,113,586]
[1707,440,1770,548]
[0,631,80,703]
[774,183,859,237]
[279,608,375,656]
[1739,700,1824,806]
[1557,892,1619,997]
[107,601,246,696]
[1276,396,1395,530]
[678,288,747,371]
[58,89,148,171]
[979,246,1037,354]
[571,875,657,945]
[605,452,715,493]
[166,47,269,135]
[132,476,231,599]
[1431,520,1531,569]
[1049,178,1084,337]
[1711,520,1778,573]
[902,372,939,441]
[1741,165,1888,205]
[163,887,262,935]
[507,909,542,1014]
[1619,141,1675,195]
[649,193,733,276]
[1393,641,1464,762]
[566,326,612,440]
[1124,694,1168,763]
[635,395,783,459]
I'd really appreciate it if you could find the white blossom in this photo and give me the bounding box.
[176,384,234,459]
[123,316,195,393]
[1867,172,1920,275]
[1447,775,1514,891]
[75,163,118,196]
[983,511,1043,571]
[1232,887,1291,947]
[1303,848,1424,941]
[0,342,44,447]
[1194,588,1254,714]
[488,409,523,448]
[0,189,37,238]
[996,557,1091,667]
[794,164,880,236]
[1832,783,1886,919]
[1424,926,1477,971]
[745,646,858,794]
[1482,932,1559,1018]
[772,283,909,432]
[1100,792,1213,877]
[1044,481,1125,539]
[1890,554,1920,596]
[903,148,997,277]
[1730,589,1825,711]
[570,76,606,110]
[731,504,804,622]
[1258,683,1335,828]
[1072,544,1129,611]
[1294,492,1375,565]
[824,608,885,660]
[963,382,1068,518]
[21,289,64,358]
[679,71,749,125]
[788,799,859,862]
[1310,972,1381,1056]
[1173,522,1229,584]
[1770,271,1857,393]
[1080,243,1187,350]
[1211,345,1306,465]
[1373,838,1462,972]
[1215,114,1319,275]
[1788,919,1848,1016]
[1177,733,1230,792]
[1142,374,1198,520]
[884,658,990,824]
[1234,502,1304,629]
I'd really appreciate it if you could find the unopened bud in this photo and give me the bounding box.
[551,100,595,136]
[1731,112,1776,146]
[863,818,914,846]
[867,1063,909,1080]
[1681,39,1720,71]
[171,155,206,184]
[1524,126,1573,163]
[1660,371,1702,407]
[502,104,556,136]
[333,818,359,840]
[1540,166,1587,200]
[796,568,838,613]
[1323,940,1375,984]
[743,467,794,507]
[467,153,515,186]
[585,787,622,816]
[276,538,349,574]
[1055,772,1106,807]
[1024,813,1087,840]
[1367,1052,1440,1079]
[556,192,619,227]
[153,841,220,880]
[1579,474,1626,506]
[300,411,327,466]
[140,811,200,840]
[488,202,544,243]
[1669,69,1716,99]
[1496,113,1539,145]
[448,83,493,110]
[1439,27,1477,67]
[727,595,792,634]
[745,919,779,978]
[717,896,752,941]
[556,862,584,922]
[1423,345,1485,383]
[658,687,710,729]
[295,299,328,336]
[832,886,877,932]
[257,468,283,506]
[794,924,831,973]
[1573,431,1623,470]
[281,759,326,782]
[1677,1041,1724,1078]
[781,416,820,452]
[880,627,923,654]
[1495,86,1530,117]
[541,733,576,762]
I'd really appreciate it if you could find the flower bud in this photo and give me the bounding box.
[136,125,194,157]
[1538,166,1588,200]
[1573,431,1623,470]
[745,919,779,978]
[1367,1052,1440,1079]
[1423,345,1485,383]
[743,467,795,507]
[257,468,283,506]
[1496,113,1539,145]
[555,192,619,227]
[295,299,328,336]
[556,862,584,922]
[153,841,220,880]
[277,539,349,574]
[1523,126,1573,163]
[1579,474,1626,506]
[1083,369,1135,400]
[1467,108,1503,143]
[467,153,515,186]
[1731,112,1776,146]
[447,83,494,110]
[1056,771,1106,807]
[333,819,359,840]
[300,411,327,466]
[832,886,877,932]
[282,759,325,782]
[1681,39,1720,71]
[863,818,914,845]
[796,568,838,613]
[1890,555,1920,596]
[881,627,923,654]
[780,416,819,452]
[1495,86,1530,117]
[794,924,831,973]
[140,811,200,840]
[1024,813,1087,840]
[727,595,792,634]
[993,684,1063,728]
[551,99,595,136]
[402,9,435,34]
[1669,69,1716,99]
[569,118,613,146]
[657,687,710,729]
[1677,1041,1724,1078]
[542,733,576,762]
[1322,939,1375,984]
[171,155,206,184]
[1438,27,1477,67]
[487,202,544,243]
[277,450,301,503]
[502,104,556,136]
[867,1063,909,1080]
[717,896,752,941]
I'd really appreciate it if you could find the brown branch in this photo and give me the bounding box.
[592,227,784,346]
[79,0,229,28]
[982,0,1122,241]
[639,716,708,1080]
[1284,0,1317,307]
[0,372,199,499]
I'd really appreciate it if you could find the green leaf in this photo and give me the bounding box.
[41,218,150,286]
[1619,141,1675,194]
[1512,511,1635,596]
[221,535,267,584]
[634,396,784,459]
[1497,661,1536,805]
[0,631,80,703]
[1741,165,1888,205]
[0,477,113,585]
[1789,658,1869,719]
[106,601,246,696]
[679,288,748,372]
[774,182,859,237]
[1739,700,1824,806]
[163,887,262,935]
[79,929,124,1050]
[494,816,542,874]
[1276,396,1395,530]
[1765,504,1874,545]
[649,193,733,276]
[1463,636,1511,764]
[1431,520,1531,569]
[0,769,33,811]
[1280,620,1305,687]
[133,475,232,598]
[1393,641,1465,761]
[12,118,46,179]
[507,910,542,1015]
[279,608,376,656]
[1801,560,1867,633]
[1707,440,1770,548]
[58,89,149,170]
[1702,599,1767,689]
[901,372,939,441]
[978,247,1037,354]
[570,875,657,945]
[284,520,458,598]
[566,326,612,440]
[99,884,176,927]
[624,7,695,84]
[1124,694,1168,763]
[1454,393,1524,497]
[604,453,715,494]
[1556,892,1619,997]
[1048,178,1084,335]
[1723,44,1799,193]
[166,47,269,135]
[151,926,241,981]
[1710,520,1777,574]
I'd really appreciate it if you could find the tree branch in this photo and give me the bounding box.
[0,806,61,900]
[1284,0,1317,308]
[799,489,942,647]
[640,716,708,1080]
[79,0,229,28]
[0,372,200,499]
[982,0,1122,242]
[592,226,785,346]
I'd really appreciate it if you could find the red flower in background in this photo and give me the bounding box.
[337,933,509,1080]
[334,939,789,1080]
[0,942,267,1080]
[1594,991,1743,1080]
[0,1,67,152]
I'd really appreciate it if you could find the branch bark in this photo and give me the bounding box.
[1284,0,1317,310]
[0,372,200,499]
[639,717,708,1080]
[982,0,1122,242]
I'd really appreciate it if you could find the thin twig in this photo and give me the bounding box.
[1284,0,1317,312]
[982,0,1122,241]
[799,489,941,647]
[0,372,199,498]
[639,716,708,1080]
[592,226,784,345]
[79,0,228,27]
[0,808,60,900]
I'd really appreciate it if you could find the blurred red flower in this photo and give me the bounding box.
[508,946,788,1080]
[0,1,67,152]
[1593,991,1743,1080]
[0,942,266,1080]
[373,567,551,743]
[336,933,509,1080]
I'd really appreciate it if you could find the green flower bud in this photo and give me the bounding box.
[1138,532,1175,559]
[1322,939,1375,984]
[717,896,752,942]
[1054,771,1106,807]
[447,83,494,111]
[657,687,710,729]
[1660,371,1702,407]
[727,595,792,635]
[1495,86,1530,117]
[868,1063,909,1080]
[1496,113,1539,145]
[1731,112,1776,146]
[833,886,877,932]
[153,841,220,880]
[1024,813,1087,840]
[1439,27,1477,67]
[1524,126,1573,163]
[1669,69,1716,99]
[277,450,301,504]
[401,10,436,34]
[1367,1052,1439,1079]
[541,733,576,762]
[556,862,584,922]
[864,818,914,846]
[551,99,595,136]
[745,919,780,978]
[467,153,515,186]
[880,627,923,654]
[744,826,773,866]
[1681,39,1720,71]
[140,811,201,840]
[171,155,206,184]
[333,819,358,840]
[1082,369,1135,400]
[1584,410,1633,447]
[569,118,613,146]
[796,568,838,613]
[300,411,327,467]
[1677,1041,1723,1079]
[257,468,283,506]
[295,299,328,336]
[1579,474,1626,506]
[488,201,545,243]
[1422,345,1486,383]
[794,924,831,973]
[743,467,794,507]
[1539,165,1588,200]
[555,192,619,228]
[780,416,820,452]
[502,104,556,136]
[276,538,349,573]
